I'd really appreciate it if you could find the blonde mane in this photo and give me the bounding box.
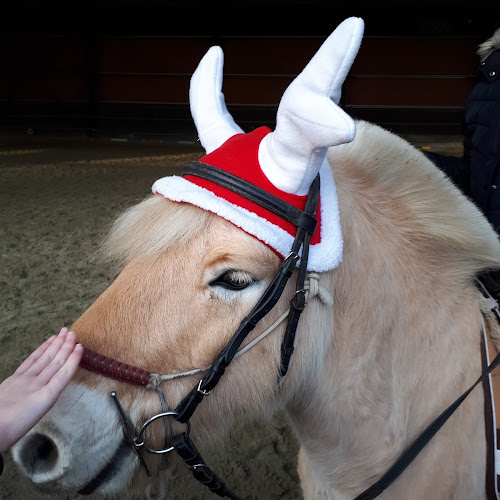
[102,195,212,266]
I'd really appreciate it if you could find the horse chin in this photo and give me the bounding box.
[77,439,139,495]
[11,383,142,495]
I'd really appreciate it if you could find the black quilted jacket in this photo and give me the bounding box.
[426,43,500,230]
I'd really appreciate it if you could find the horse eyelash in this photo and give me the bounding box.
[210,269,256,291]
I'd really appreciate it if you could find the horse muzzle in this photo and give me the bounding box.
[11,383,140,495]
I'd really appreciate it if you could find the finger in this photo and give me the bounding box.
[42,343,84,401]
[36,333,80,385]
[27,328,70,376]
[14,332,61,375]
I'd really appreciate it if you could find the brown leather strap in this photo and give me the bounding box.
[183,162,318,236]
[80,347,151,387]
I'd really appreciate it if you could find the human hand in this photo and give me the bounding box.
[0,328,83,453]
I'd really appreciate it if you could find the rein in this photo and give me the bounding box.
[353,281,500,500]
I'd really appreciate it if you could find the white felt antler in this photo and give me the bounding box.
[259,17,364,195]
[190,46,244,153]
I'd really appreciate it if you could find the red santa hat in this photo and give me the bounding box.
[152,17,364,272]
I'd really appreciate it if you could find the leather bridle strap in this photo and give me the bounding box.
[355,348,500,500]
[171,432,243,500]
[279,174,319,377]
[174,172,320,424]
[168,170,320,499]
[80,348,152,387]
[183,162,318,236]
[174,249,298,423]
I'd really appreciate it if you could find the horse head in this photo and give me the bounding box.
[11,17,365,497]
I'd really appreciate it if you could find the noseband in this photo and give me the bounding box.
[78,164,321,498]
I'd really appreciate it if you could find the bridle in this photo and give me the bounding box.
[77,163,500,499]
[78,163,322,499]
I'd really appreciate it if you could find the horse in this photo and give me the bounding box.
[11,18,500,500]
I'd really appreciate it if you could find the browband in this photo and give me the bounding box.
[183,162,318,236]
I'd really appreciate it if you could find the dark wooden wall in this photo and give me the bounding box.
[0,0,497,137]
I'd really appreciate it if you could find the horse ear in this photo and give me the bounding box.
[259,17,364,195]
[190,46,244,154]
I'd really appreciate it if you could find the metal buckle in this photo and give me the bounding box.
[196,379,211,397]
[284,251,300,263]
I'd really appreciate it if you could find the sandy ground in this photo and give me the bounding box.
[0,137,303,500]
[0,133,462,500]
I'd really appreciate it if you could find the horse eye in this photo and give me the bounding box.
[210,270,255,291]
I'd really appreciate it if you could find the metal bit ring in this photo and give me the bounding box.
[135,411,190,454]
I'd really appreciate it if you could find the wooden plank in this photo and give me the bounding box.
[0,33,484,134]
[92,35,481,76]
[96,74,189,102]
[92,73,475,107]
[97,36,213,73]
[350,37,480,76]
[343,76,476,106]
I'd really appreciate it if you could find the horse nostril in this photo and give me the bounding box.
[20,433,59,475]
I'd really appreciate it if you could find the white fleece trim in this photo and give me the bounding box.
[152,159,342,272]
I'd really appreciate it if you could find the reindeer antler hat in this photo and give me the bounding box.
[153,17,364,271]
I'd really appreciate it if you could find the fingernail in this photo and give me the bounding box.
[59,327,69,336]
[65,332,77,342]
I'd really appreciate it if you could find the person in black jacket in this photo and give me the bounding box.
[425,28,500,296]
